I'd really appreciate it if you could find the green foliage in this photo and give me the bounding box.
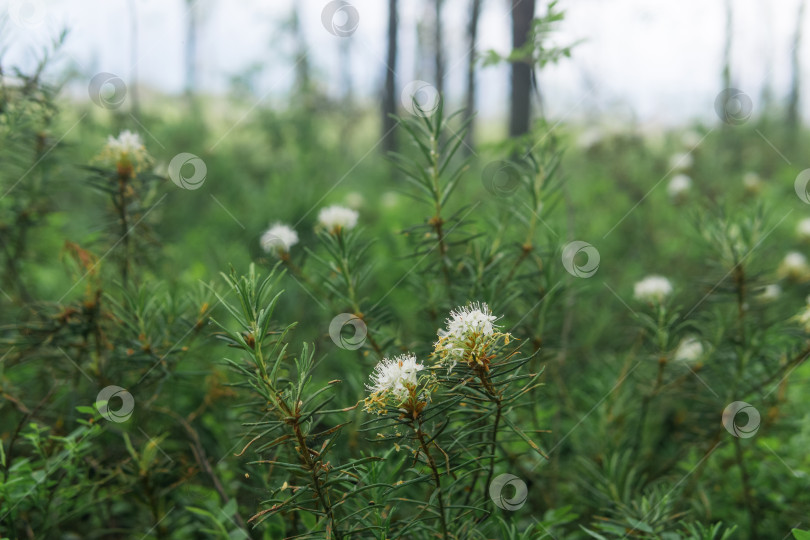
[2,17,810,540]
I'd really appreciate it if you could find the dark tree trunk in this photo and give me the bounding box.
[128,0,139,118]
[722,0,732,93]
[382,0,398,153]
[509,0,535,138]
[434,0,445,97]
[463,0,482,153]
[291,3,311,94]
[787,0,806,133]
[184,0,199,98]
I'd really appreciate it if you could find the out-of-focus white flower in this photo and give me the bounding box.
[758,284,782,302]
[318,205,358,233]
[796,218,810,241]
[667,174,692,200]
[260,223,299,256]
[381,191,399,209]
[98,130,151,174]
[674,336,704,363]
[344,192,364,209]
[669,152,693,171]
[779,251,810,281]
[796,296,810,332]
[681,130,702,148]
[742,172,762,194]
[434,302,509,372]
[633,275,673,304]
[577,127,604,150]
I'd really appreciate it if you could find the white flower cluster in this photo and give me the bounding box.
[258,204,360,258]
[796,296,810,332]
[99,130,150,173]
[669,151,693,172]
[667,174,692,200]
[779,251,809,280]
[633,275,673,304]
[797,218,810,241]
[260,223,299,255]
[318,205,358,233]
[674,336,704,363]
[441,302,497,341]
[365,353,425,405]
[435,302,506,371]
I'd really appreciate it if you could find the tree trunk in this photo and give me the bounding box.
[787,0,806,134]
[463,0,482,153]
[291,3,311,94]
[509,0,535,138]
[434,0,445,97]
[128,0,139,118]
[184,0,199,98]
[721,0,732,93]
[382,0,398,153]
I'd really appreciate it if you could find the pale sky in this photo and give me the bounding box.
[3,0,808,125]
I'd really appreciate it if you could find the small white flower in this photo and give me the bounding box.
[742,172,762,194]
[674,336,704,363]
[434,302,508,371]
[680,130,702,148]
[796,295,810,331]
[344,192,364,209]
[779,251,809,280]
[366,353,424,402]
[318,205,358,233]
[758,284,781,302]
[105,130,144,156]
[99,130,150,173]
[669,152,693,171]
[667,174,692,200]
[260,223,299,255]
[576,127,604,150]
[440,302,497,341]
[634,275,673,304]
[381,191,400,209]
[796,218,810,241]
